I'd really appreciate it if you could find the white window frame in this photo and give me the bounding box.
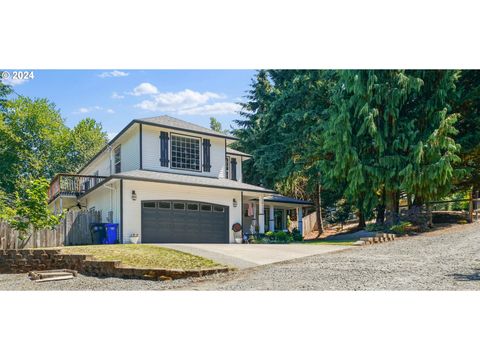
[225,156,231,179]
[114,146,121,174]
[170,133,201,171]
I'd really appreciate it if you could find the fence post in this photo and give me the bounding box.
[426,202,433,227]
[468,191,474,223]
[476,191,479,222]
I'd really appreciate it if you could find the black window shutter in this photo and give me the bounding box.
[160,132,169,167]
[231,158,237,181]
[202,139,211,172]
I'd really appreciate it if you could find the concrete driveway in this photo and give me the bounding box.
[158,243,349,269]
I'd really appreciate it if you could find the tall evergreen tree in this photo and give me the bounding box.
[450,70,480,194]
[400,70,461,209]
[323,70,461,225]
[233,70,274,186]
[234,70,336,233]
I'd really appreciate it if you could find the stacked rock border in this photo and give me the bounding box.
[0,249,230,281]
[353,233,397,246]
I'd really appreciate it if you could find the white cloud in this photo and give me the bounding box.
[98,70,129,78]
[129,82,158,96]
[178,102,241,115]
[135,88,224,112]
[111,92,125,99]
[75,106,114,114]
[1,77,29,86]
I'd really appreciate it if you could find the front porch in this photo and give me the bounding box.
[241,194,313,236]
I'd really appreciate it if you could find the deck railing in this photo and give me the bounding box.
[48,173,107,202]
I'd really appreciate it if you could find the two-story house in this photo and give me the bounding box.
[48,115,312,244]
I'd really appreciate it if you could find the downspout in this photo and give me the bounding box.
[120,179,124,243]
[108,145,113,175]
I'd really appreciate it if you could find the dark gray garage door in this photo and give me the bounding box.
[141,200,229,243]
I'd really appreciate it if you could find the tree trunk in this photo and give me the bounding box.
[317,183,324,233]
[375,204,385,225]
[413,194,423,206]
[385,190,400,225]
[375,190,386,225]
[468,189,474,223]
[358,209,366,229]
[314,182,324,238]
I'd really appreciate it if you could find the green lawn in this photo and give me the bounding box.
[60,244,223,270]
[301,239,356,246]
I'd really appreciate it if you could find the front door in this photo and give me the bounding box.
[274,209,283,230]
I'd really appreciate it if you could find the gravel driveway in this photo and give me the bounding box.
[1,222,479,290]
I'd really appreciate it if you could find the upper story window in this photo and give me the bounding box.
[114,146,121,174]
[225,156,230,179]
[171,134,200,171]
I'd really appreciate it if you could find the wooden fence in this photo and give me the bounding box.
[301,211,318,234]
[0,210,102,249]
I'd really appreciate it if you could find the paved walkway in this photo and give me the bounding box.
[157,243,349,269]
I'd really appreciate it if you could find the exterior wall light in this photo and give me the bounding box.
[233,198,238,207]
[132,190,137,201]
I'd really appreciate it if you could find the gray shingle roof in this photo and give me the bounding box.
[253,195,313,205]
[112,170,276,193]
[226,147,252,157]
[135,115,238,140]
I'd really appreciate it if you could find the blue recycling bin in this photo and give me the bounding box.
[104,223,119,244]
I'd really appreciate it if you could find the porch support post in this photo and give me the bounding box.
[297,206,303,235]
[258,194,265,234]
[252,202,257,232]
[269,204,275,231]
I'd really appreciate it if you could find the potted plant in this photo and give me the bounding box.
[129,233,140,244]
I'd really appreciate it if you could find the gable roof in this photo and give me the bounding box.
[226,147,252,157]
[135,115,238,140]
[77,115,238,174]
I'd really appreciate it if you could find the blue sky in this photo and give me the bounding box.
[2,70,256,139]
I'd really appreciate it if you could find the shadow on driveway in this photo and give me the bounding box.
[448,269,480,281]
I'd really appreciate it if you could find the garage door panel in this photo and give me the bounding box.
[142,200,229,243]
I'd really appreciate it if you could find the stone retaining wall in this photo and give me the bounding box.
[353,233,397,246]
[0,249,229,281]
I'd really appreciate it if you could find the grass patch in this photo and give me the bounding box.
[60,244,223,270]
[300,239,356,246]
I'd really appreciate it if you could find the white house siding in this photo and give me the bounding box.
[83,181,121,224]
[81,151,111,177]
[80,124,140,176]
[122,180,242,244]
[141,124,227,179]
[120,125,140,172]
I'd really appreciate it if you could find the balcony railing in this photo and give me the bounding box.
[48,173,107,202]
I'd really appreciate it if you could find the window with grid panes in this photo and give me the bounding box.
[171,134,201,171]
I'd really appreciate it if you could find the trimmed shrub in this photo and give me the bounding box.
[389,221,412,234]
